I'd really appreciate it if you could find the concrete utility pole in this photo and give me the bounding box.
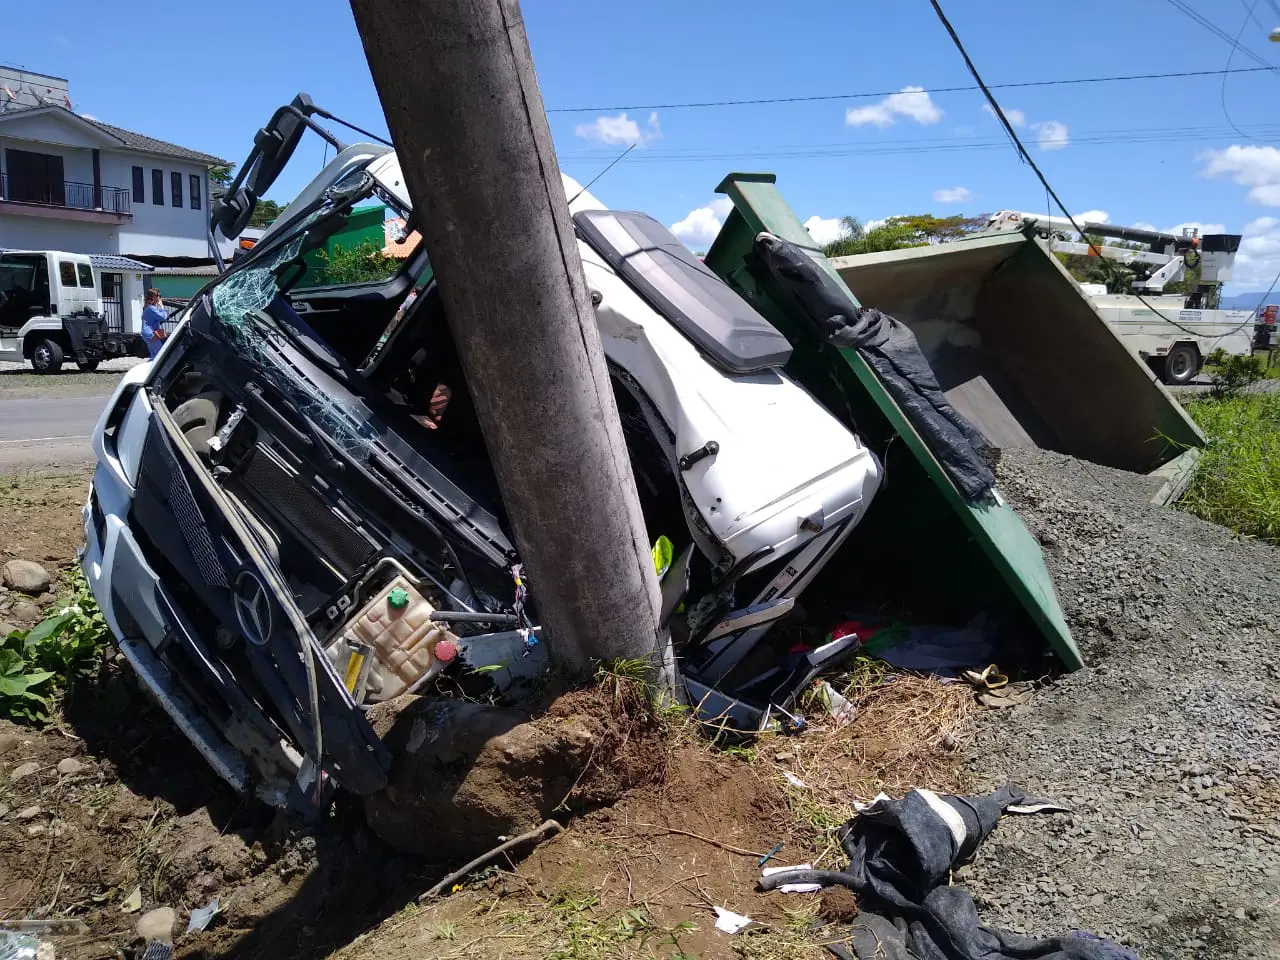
[349,0,666,677]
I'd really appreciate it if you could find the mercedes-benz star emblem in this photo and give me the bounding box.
[233,570,274,646]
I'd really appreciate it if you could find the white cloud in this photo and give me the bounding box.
[1074,210,1109,225]
[803,215,847,246]
[79,112,97,121]
[1132,221,1157,231]
[846,86,942,128]
[982,103,1025,127]
[1168,220,1226,237]
[574,111,661,146]
[864,217,889,232]
[1230,215,1280,287]
[933,186,972,204]
[1032,120,1069,150]
[1200,145,1280,205]
[670,197,734,248]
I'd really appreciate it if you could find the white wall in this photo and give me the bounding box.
[0,112,103,150]
[0,216,119,253]
[120,270,147,333]
[105,151,210,258]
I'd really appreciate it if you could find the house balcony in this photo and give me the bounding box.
[0,172,132,224]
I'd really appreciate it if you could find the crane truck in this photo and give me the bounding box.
[983,212,1260,384]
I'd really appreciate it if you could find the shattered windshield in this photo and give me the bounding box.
[210,170,413,456]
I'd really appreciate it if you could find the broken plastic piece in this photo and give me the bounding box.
[0,931,47,960]
[783,771,810,790]
[811,681,858,726]
[713,906,754,934]
[185,898,221,934]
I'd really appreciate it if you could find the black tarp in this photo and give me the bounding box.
[757,785,1137,960]
[752,233,995,500]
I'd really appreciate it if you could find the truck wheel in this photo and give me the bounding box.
[76,360,100,372]
[30,339,64,374]
[1163,345,1199,385]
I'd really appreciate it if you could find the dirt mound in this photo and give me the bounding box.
[362,685,665,860]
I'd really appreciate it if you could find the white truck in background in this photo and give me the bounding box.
[984,212,1257,384]
[0,250,147,373]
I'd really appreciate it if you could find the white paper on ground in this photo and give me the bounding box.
[713,905,754,934]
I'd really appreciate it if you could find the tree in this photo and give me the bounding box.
[821,212,989,258]
[248,199,283,228]
[314,240,400,286]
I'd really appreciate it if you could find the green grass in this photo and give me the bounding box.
[1182,393,1280,543]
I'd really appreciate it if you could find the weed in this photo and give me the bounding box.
[429,920,457,940]
[1204,349,1268,398]
[1182,393,1280,543]
[1,572,110,723]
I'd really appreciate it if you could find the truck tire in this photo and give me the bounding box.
[76,360,100,372]
[1163,344,1199,385]
[30,339,64,374]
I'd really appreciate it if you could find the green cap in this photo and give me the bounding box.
[388,587,410,609]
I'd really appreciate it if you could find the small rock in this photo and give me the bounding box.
[16,805,41,821]
[136,906,176,943]
[10,760,41,782]
[1235,908,1248,921]
[10,600,41,624]
[56,757,85,777]
[2,559,51,595]
[0,803,9,818]
[26,823,45,837]
[0,620,17,637]
[0,734,18,757]
[773,752,795,763]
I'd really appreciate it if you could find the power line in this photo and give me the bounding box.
[558,122,1280,165]
[926,0,1252,343]
[546,65,1273,114]
[1222,1,1269,143]
[1164,0,1280,73]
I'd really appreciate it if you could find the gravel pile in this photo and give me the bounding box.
[962,448,1280,959]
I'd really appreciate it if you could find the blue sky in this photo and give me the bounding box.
[6,0,1280,290]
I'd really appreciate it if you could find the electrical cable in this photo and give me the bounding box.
[927,0,1257,344]
[546,66,1273,114]
[1222,0,1271,143]
[1163,0,1279,72]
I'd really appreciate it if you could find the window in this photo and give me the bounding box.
[76,263,94,288]
[190,174,201,210]
[151,169,163,205]
[132,166,145,204]
[171,171,182,207]
[58,261,77,287]
[5,148,65,206]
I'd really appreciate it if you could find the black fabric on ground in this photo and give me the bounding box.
[758,785,1137,960]
[751,233,996,500]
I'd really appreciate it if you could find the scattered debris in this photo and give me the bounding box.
[0,921,88,937]
[15,805,40,821]
[121,885,142,914]
[782,771,810,790]
[756,841,784,867]
[183,899,220,935]
[810,680,857,725]
[0,930,52,960]
[712,905,755,934]
[419,819,564,901]
[758,785,1129,959]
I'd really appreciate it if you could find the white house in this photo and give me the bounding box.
[0,66,226,263]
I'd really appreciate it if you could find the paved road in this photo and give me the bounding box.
[0,395,109,470]
[1167,377,1280,395]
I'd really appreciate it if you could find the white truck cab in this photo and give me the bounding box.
[0,250,146,372]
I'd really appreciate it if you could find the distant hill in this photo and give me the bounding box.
[1219,291,1274,310]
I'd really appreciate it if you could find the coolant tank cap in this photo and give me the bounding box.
[387,587,410,609]
[434,638,458,663]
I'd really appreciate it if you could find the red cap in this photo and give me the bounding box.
[433,638,458,663]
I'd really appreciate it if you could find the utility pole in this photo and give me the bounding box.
[349,0,666,677]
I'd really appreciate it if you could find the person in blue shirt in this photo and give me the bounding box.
[140,289,169,359]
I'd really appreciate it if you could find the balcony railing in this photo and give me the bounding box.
[0,173,132,215]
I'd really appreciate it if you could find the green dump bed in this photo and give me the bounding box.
[704,173,1083,670]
